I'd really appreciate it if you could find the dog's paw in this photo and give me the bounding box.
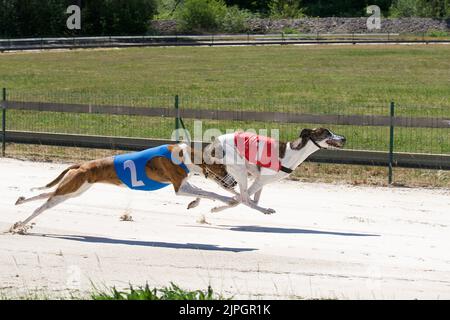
[226,198,239,206]
[9,222,34,235]
[15,197,25,206]
[187,198,200,210]
[263,208,276,215]
[196,214,210,225]
[210,206,224,213]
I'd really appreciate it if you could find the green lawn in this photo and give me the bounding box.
[1,45,449,154]
[1,45,449,114]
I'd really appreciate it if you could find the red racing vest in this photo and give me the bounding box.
[234,132,280,172]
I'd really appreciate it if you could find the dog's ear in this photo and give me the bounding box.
[291,129,312,150]
[299,129,312,138]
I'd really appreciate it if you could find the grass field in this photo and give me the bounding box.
[1,45,449,113]
[0,45,449,155]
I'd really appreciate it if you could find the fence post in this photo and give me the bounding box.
[388,101,395,184]
[2,88,6,157]
[175,95,180,143]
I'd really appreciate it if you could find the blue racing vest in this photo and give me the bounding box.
[114,145,189,191]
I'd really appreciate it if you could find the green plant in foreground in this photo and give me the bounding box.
[92,282,225,300]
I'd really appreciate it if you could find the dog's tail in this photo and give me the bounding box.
[30,164,81,191]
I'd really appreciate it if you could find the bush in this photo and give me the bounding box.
[389,0,449,18]
[177,0,227,33]
[269,0,306,19]
[221,6,252,33]
[389,0,425,17]
[282,26,299,34]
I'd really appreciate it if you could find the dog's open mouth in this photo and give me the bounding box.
[326,139,344,149]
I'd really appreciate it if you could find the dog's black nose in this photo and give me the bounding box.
[341,137,347,143]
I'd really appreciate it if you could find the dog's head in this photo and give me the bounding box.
[296,128,346,150]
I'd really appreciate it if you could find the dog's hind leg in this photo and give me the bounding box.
[30,164,80,191]
[10,169,91,234]
[10,195,69,233]
[15,192,54,206]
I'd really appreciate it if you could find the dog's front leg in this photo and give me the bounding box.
[187,197,201,209]
[211,180,273,214]
[253,189,262,204]
[176,180,236,205]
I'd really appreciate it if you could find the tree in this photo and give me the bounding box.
[0,0,157,38]
[224,0,271,14]
[0,0,18,37]
[390,0,449,17]
[269,0,305,18]
[301,0,393,17]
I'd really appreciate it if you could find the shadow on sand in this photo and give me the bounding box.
[181,224,379,237]
[30,233,257,253]
[222,225,379,237]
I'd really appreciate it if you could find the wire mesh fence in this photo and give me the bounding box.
[1,89,449,186]
[1,33,449,51]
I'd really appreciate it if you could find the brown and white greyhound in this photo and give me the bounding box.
[11,128,345,234]
[10,143,237,234]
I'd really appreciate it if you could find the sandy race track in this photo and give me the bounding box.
[0,158,449,299]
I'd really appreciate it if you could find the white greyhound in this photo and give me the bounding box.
[201,128,346,214]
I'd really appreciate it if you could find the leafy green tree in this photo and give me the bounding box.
[108,0,157,35]
[0,0,17,37]
[0,0,157,38]
[390,0,448,17]
[81,0,110,36]
[224,0,271,14]
[301,0,393,17]
[269,0,305,18]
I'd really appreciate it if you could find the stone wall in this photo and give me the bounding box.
[151,18,450,35]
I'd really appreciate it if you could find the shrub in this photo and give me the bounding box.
[221,6,252,33]
[282,26,299,34]
[177,0,227,33]
[389,0,425,17]
[389,0,449,18]
[268,0,306,19]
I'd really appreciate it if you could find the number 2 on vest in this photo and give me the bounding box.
[123,160,145,187]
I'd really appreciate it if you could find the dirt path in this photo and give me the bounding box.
[0,158,449,299]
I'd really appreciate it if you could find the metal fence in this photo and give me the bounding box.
[1,89,449,184]
[1,33,450,51]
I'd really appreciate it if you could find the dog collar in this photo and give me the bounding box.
[310,138,322,149]
[280,166,293,174]
[279,139,321,174]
